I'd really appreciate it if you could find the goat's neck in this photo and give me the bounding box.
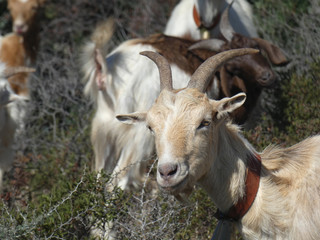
[22,20,40,64]
[199,120,257,213]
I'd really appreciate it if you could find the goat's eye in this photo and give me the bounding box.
[197,120,211,129]
[147,125,153,133]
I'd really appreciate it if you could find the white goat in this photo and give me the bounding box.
[164,0,258,39]
[0,62,33,190]
[117,50,320,240]
[82,19,191,190]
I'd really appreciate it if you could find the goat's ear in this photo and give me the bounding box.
[232,75,246,93]
[95,49,107,90]
[253,38,289,66]
[116,112,147,125]
[214,93,246,117]
[220,67,232,97]
[219,67,247,97]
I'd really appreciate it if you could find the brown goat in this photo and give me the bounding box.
[188,3,288,123]
[138,27,288,124]
[0,33,29,96]
[8,0,44,63]
[0,0,45,97]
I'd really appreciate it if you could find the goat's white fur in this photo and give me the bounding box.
[82,36,192,189]
[164,0,258,39]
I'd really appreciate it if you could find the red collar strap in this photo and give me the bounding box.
[193,5,221,30]
[215,153,262,221]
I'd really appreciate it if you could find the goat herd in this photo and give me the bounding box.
[0,0,319,239]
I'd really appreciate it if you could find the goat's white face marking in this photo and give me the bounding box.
[18,0,29,3]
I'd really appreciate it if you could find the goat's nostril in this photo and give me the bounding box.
[168,166,177,176]
[158,163,178,179]
[261,71,272,81]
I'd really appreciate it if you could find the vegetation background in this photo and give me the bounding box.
[0,0,319,239]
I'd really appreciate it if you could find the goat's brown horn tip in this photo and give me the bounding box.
[140,51,152,56]
[246,48,259,54]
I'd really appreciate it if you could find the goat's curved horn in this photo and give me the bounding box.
[3,67,36,78]
[188,48,259,92]
[220,1,235,42]
[140,51,173,91]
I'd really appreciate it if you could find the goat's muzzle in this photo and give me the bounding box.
[258,70,276,87]
[158,163,178,181]
[157,162,189,192]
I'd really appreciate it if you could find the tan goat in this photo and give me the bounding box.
[117,49,320,239]
[0,0,44,97]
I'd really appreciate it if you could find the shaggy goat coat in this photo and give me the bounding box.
[116,51,320,239]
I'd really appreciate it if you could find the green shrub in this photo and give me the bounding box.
[0,169,128,239]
